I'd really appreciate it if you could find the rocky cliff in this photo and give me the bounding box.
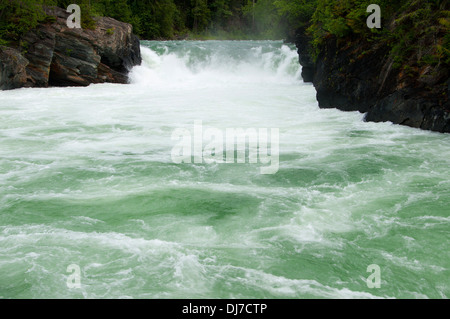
[0,7,141,90]
[294,30,450,134]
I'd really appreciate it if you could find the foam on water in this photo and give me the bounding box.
[0,41,449,299]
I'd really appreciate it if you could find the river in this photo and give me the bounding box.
[0,40,449,298]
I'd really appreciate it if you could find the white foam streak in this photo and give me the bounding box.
[129,42,302,89]
[1,40,449,299]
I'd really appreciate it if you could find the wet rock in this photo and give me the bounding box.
[0,6,141,90]
[0,46,29,90]
[294,32,449,133]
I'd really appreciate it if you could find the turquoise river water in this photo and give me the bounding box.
[0,41,449,299]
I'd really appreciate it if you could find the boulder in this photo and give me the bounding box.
[0,46,30,90]
[294,31,450,133]
[0,6,141,90]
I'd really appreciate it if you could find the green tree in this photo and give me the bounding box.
[242,0,284,38]
[0,0,57,43]
[210,0,233,29]
[191,0,211,32]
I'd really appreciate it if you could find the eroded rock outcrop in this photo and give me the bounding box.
[0,46,30,90]
[294,32,450,133]
[0,7,141,90]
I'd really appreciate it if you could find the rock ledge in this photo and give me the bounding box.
[0,7,141,90]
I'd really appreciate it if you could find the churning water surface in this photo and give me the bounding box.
[0,41,449,299]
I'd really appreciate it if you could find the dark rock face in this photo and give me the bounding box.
[294,28,315,83]
[0,7,141,90]
[294,32,450,133]
[0,46,30,90]
[21,24,56,87]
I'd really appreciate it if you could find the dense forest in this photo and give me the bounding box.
[0,0,303,42]
[0,0,449,68]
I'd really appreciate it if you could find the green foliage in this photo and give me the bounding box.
[273,0,317,29]
[308,0,384,47]
[0,0,57,42]
[128,0,181,39]
[210,0,233,29]
[443,33,450,65]
[389,0,449,68]
[191,0,210,32]
[304,0,449,71]
[0,0,291,41]
[55,0,99,29]
[242,0,279,37]
[0,0,448,72]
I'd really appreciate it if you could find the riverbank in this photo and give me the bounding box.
[0,7,141,90]
[1,40,449,298]
[293,2,449,133]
